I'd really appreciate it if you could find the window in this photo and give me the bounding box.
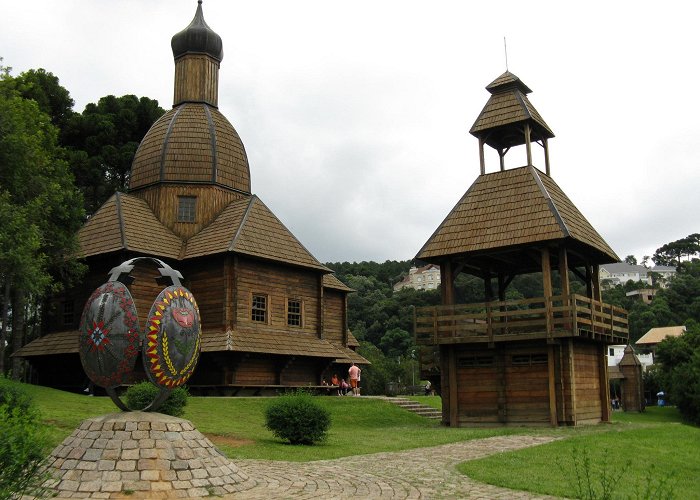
[251,294,267,322]
[63,301,74,326]
[287,299,302,327]
[609,348,615,356]
[511,353,548,366]
[177,196,197,222]
[458,355,494,368]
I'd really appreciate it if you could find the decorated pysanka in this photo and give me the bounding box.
[78,257,201,411]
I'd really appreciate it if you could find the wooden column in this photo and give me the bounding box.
[585,264,593,299]
[318,274,324,338]
[499,149,505,171]
[497,272,507,302]
[548,344,558,426]
[224,255,232,329]
[479,137,486,175]
[568,339,577,425]
[525,123,532,166]
[441,261,455,306]
[599,343,611,422]
[497,345,507,423]
[448,346,459,427]
[544,138,551,176]
[232,256,239,327]
[541,248,553,337]
[342,293,349,346]
[559,247,571,330]
[592,264,602,303]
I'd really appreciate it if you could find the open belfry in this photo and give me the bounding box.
[16,1,367,392]
[415,71,629,426]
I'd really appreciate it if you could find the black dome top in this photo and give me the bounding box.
[171,1,223,62]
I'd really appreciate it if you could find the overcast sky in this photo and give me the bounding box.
[3,1,699,264]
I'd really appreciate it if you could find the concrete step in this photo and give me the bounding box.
[381,397,442,420]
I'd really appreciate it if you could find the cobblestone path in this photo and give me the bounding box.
[229,434,561,499]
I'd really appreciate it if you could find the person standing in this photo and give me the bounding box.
[348,362,361,396]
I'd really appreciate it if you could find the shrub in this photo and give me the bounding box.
[0,379,51,499]
[124,382,189,417]
[265,391,331,445]
[0,376,34,413]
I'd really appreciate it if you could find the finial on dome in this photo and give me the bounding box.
[171,0,223,62]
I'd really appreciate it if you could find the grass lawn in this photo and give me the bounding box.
[458,407,700,499]
[20,383,521,461]
[16,381,700,497]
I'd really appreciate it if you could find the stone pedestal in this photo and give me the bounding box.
[45,412,253,498]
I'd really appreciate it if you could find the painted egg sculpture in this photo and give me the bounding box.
[79,282,140,388]
[143,285,201,388]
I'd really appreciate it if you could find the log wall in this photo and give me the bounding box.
[323,290,345,344]
[235,259,320,335]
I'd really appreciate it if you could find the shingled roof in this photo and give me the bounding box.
[416,166,618,263]
[12,331,79,357]
[199,329,369,364]
[184,195,330,271]
[78,192,183,259]
[470,71,554,150]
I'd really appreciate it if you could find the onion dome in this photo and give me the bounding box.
[171,0,223,62]
[129,103,251,194]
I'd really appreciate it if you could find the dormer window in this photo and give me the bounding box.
[178,196,197,222]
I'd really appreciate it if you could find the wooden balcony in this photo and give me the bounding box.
[414,294,628,346]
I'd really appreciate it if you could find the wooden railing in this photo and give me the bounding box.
[414,294,628,345]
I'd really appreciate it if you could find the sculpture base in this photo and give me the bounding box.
[45,412,253,498]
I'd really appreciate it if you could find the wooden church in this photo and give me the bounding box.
[414,72,628,426]
[16,1,367,393]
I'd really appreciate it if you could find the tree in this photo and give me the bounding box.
[624,255,638,265]
[654,327,700,424]
[0,71,85,377]
[62,94,165,213]
[653,234,700,270]
[10,68,75,132]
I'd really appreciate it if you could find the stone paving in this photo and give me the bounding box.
[228,434,561,499]
[47,412,562,499]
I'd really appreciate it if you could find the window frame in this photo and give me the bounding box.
[177,196,197,223]
[62,300,74,327]
[251,293,268,323]
[286,298,303,327]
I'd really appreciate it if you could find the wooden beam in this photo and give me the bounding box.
[559,247,571,330]
[448,346,458,427]
[479,137,486,175]
[525,122,532,166]
[544,138,550,176]
[318,273,324,338]
[548,345,557,426]
[541,248,553,337]
[498,149,505,171]
[568,339,577,425]
[599,343,611,423]
[441,261,455,305]
[232,256,239,327]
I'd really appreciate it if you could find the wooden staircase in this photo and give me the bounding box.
[381,397,442,420]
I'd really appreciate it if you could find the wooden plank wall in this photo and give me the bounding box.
[573,342,603,423]
[323,290,345,345]
[447,344,552,425]
[182,257,224,330]
[504,349,550,424]
[234,356,277,384]
[282,361,320,385]
[235,259,319,334]
[174,55,220,107]
[135,185,246,239]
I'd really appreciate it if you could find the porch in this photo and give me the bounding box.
[415,293,629,346]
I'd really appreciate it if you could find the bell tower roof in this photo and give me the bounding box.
[171,0,223,62]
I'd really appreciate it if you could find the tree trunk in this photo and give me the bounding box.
[0,281,10,375]
[11,287,26,380]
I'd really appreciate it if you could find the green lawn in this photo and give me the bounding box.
[21,383,520,461]
[15,382,700,498]
[458,407,700,499]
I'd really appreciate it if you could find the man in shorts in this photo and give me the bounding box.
[348,362,361,396]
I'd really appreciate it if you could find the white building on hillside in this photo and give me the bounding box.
[599,263,676,289]
[393,264,441,291]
